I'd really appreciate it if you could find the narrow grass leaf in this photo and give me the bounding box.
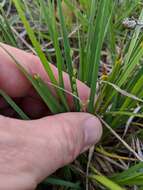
[0,89,29,120]
[102,81,143,103]
[57,0,80,111]
[111,162,143,185]
[44,177,80,189]
[123,9,143,68]
[106,111,143,119]
[88,0,114,113]
[90,174,126,190]
[39,0,69,111]
[12,0,56,83]
[0,8,17,46]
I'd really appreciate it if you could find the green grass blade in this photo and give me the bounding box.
[123,9,143,68]
[57,0,80,111]
[100,10,143,113]
[111,162,143,186]
[90,174,126,190]
[85,0,97,79]
[106,111,143,119]
[39,0,69,111]
[34,75,65,113]
[43,177,80,189]
[0,89,29,120]
[88,0,114,113]
[12,0,56,84]
[0,8,17,46]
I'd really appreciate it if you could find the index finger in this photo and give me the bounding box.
[0,43,90,104]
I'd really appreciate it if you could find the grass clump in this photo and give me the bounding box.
[1,0,143,189]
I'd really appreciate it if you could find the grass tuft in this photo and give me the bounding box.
[1,0,143,189]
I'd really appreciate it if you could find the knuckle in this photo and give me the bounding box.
[58,118,81,164]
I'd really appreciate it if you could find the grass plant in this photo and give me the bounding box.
[0,0,143,189]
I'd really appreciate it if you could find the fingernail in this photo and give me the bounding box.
[83,117,102,149]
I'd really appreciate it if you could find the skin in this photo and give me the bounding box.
[0,43,102,190]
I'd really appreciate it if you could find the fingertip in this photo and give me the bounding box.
[47,112,102,153]
[82,115,102,151]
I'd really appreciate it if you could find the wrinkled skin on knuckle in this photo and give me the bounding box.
[56,117,84,165]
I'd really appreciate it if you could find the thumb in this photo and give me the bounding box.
[26,112,102,182]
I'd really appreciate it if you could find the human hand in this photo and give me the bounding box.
[0,43,102,190]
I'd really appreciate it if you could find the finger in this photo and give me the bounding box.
[0,43,89,103]
[25,112,102,182]
[0,113,102,189]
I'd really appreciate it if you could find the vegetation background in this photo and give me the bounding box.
[0,0,143,189]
